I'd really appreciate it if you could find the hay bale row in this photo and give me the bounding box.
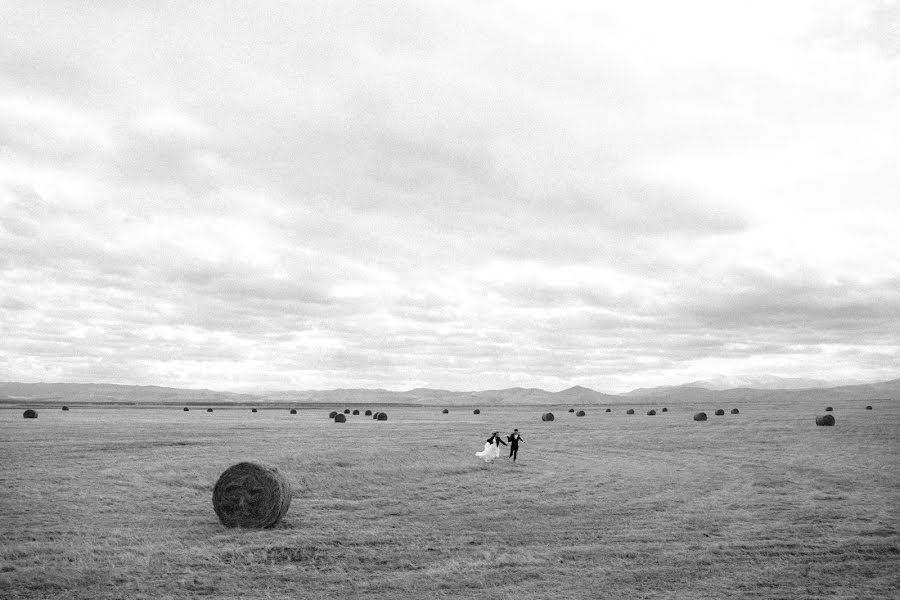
[693,412,707,421]
[576,410,586,417]
[542,412,554,421]
[23,409,38,419]
[816,414,836,426]
[212,462,291,528]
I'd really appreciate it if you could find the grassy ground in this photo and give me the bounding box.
[1,399,898,599]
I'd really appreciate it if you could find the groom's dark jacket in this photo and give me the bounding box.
[506,434,524,448]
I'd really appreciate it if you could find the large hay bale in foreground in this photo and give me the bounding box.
[647,409,656,416]
[825,406,833,412]
[542,412,554,421]
[473,409,480,415]
[212,462,291,529]
[442,409,449,414]
[23,409,38,419]
[626,409,634,415]
[334,413,347,423]
[576,410,586,417]
[289,409,297,415]
[365,410,373,416]
[730,408,739,414]
[352,409,360,415]
[329,411,338,419]
[376,412,388,421]
[714,409,725,416]
[62,406,69,411]
[816,414,835,426]
[694,412,707,421]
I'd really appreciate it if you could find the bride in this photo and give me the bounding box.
[475,431,507,462]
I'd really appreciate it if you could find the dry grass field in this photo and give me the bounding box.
[1,399,898,599]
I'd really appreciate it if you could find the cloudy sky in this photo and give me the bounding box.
[1,1,898,392]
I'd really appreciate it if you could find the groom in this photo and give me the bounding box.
[506,429,524,461]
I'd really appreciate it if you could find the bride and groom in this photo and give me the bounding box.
[475,429,524,463]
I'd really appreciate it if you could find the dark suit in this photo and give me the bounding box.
[506,433,524,460]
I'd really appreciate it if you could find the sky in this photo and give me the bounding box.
[1,1,899,393]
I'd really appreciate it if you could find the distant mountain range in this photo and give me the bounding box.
[0,378,897,406]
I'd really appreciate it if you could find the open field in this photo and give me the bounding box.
[1,399,898,599]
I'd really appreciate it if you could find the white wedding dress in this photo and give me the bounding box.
[475,441,501,462]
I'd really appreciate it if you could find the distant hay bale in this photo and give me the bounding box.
[730,408,739,414]
[576,410,586,417]
[376,412,388,421]
[365,410,373,416]
[442,409,449,414]
[661,407,668,412]
[694,412,707,421]
[866,405,873,410]
[825,406,833,412]
[372,412,379,419]
[352,409,360,415]
[61,406,69,411]
[816,414,835,426]
[568,408,575,413]
[328,411,338,419]
[605,408,611,412]
[714,409,725,416]
[289,409,297,415]
[334,413,347,423]
[343,409,350,414]
[22,409,38,419]
[473,409,480,415]
[251,408,258,413]
[212,462,291,529]
[183,407,190,412]
[542,412,555,421]
[207,408,214,413]
[647,409,656,416]
[626,409,634,415]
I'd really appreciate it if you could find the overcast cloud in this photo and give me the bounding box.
[1,1,898,392]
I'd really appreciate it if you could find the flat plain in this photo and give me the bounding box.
[1,398,898,599]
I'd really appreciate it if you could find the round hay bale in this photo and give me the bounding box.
[442,408,449,414]
[576,410,586,417]
[626,409,634,415]
[352,409,360,415]
[343,409,350,414]
[568,408,575,413]
[714,409,725,416]
[289,409,297,415]
[647,409,656,416]
[61,406,69,411]
[661,407,668,412]
[212,462,291,529]
[866,405,873,410]
[605,408,611,412]
[372,412,379,419]
[542,412,555,421]
[815,414,835,426]
[473,409,480,415]
[334,413,347,423]
[328,411,338,419]
[183,407,190,412]
[365,410,373,416]
[251,408,258,413]
[23,409,38,419]
[825,406,833,412]
[693,412,707,421]
[730,408,739,414]
[376,412,388,421]
[207,408,214,413]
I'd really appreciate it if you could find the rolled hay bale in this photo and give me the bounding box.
[576,410,586,417]
[568,408,575,413]
[61,406,69,411]
[816,414,836,426]
[207,408,214,413]
[626,409,635,415]
[825,407,833,412]
[542,412,555,421]
[866,405,873,410]
[714,409,725,416]
[647,409,656,416]
[334,413,347,423]
[212,462,291,529]
[376,412,388,421]
[343,409,351,414]
[183,407,190,412]
[352,409,360,415]
[730,408,739,414]
[328,411,338,419]
[23,409,38,419]
[442,409,449,414]
[365,410,373,416]
[694,412,707,421]
[473,409,480,415]
[605,408,611,412]
[251,408,258,413]
[661,407,668,412]
[289,409,297,415]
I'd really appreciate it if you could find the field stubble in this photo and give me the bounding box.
[1,400,898,599]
